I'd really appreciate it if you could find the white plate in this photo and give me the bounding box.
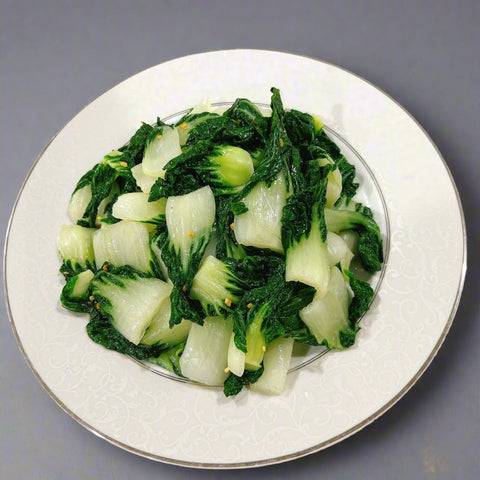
[4,50,466,468]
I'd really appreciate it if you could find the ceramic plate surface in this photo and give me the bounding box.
[4,49,466,468]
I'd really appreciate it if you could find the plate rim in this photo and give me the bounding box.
[3,48,468,469]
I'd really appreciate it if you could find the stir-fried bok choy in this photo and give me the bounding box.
[57,88,383,397]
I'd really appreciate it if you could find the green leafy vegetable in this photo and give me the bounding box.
[118,122,156,165]
[90,264,172,345]
[86,308,165,360]
[149,341,186,377]
[60,269,94,312]
[231,88,297,212]
[72,151,138,227]
[223,365,264,397]
[325,205,383,272]
[214,195,246,260]
[57,87,384,398]
[190,255,249,316]
[344,269,375,324]
[230,259,315,371]
[57,225,96,278]
[152,186,216,327]
[284,109,315,148]
[313,129,359,203]
[149,142,254,198]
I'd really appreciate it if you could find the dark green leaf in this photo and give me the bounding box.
[344,269,375,325]
[284,109,315,147]
[86,309,165,360]
[223,365,264,397]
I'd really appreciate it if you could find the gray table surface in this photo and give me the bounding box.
[1,1,478,478]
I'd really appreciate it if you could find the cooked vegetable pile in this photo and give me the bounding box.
[57,88,383,396]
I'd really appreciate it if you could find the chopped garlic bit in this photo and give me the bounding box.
[224,297,232,307]
[187,232,195,237]
[180,122,188,129]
